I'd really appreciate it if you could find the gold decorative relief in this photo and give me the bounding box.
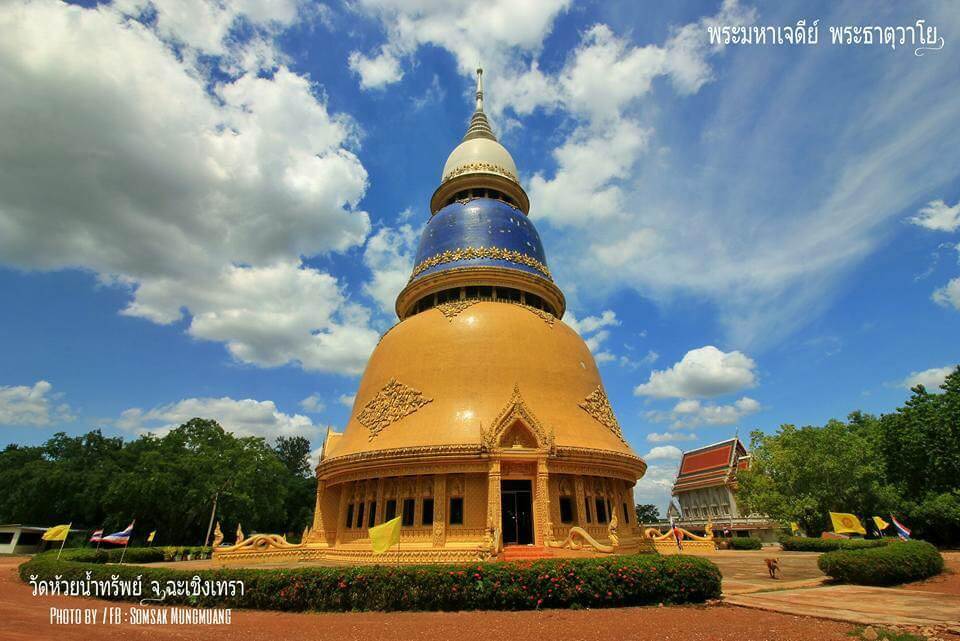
[410,246,551,280]
[518,303,555,326]
[442,162,520,184]
[579,386,625,442]
[482,384,554,452]
[356,379,433,441]
[436,299,479,320]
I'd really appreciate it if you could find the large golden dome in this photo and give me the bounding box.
[211,69,652,565]
[325,301,639,461]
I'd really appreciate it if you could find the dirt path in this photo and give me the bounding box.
[0,557,855,641]
[903,552,960,596]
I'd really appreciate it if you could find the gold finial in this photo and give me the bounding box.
[475,67,484,112]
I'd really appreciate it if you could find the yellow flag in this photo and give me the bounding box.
[790,522,800,534]
[147,530,156,542]
[830,512,866,535]
[41,524,71,541]
[872,516,889,531]
[369,516,401,554]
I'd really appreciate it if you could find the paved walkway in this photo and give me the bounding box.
[702,549,827,595]
[726,584,960,633]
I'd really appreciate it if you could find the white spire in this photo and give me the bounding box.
[475,67,484,112]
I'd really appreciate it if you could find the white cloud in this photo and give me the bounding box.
[933,277,960,311]
[0,0,376,376]
[634,346,757,398]
[909,199,960,233]
[633,460,679,513]
[569,310,619,334]
[348,49,404,89]
[114,0,302,67]
[646,431,698,443]
[362,224,419,315]
[647,396,760,429]
[116,396,320,441]
[529,120,651,226]
[644,445,683,461]
[901,366,955,392]
[338,394,356,408]
[564,309,627,364]
[0,381,75,427]
[299,394,326,413]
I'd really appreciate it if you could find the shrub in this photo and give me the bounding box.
[21,552,722,612]
[52,546,210,564]
[818,540,943,586]
[781,537,891,552]
[728,537,762,550]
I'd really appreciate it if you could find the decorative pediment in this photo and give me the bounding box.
[579,385,625,442]
[482,384,554,452]
[357,379,433,441]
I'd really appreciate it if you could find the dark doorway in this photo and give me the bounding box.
[501,479,534,545]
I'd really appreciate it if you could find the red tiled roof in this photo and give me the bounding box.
[672,438,748,495]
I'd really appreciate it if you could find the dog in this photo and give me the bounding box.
[765,557,781,579]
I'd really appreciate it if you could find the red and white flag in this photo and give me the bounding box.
[89,529,104,543]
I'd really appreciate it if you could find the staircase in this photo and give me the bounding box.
[502,545,554,562]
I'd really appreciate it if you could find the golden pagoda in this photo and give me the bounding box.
[216,70,649,564]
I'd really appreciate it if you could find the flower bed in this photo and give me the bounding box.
[818,540,943,586]
[21,551,722,612]
[780,536,890,552]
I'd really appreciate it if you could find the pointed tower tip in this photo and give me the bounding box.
[463,67,495,142]
[475,67,484,112]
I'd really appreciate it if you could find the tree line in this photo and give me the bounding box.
[738,367,960,545]
[0,418,315,546]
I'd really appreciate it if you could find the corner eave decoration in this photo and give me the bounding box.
[357,379,433,441]
[579,386,625,442]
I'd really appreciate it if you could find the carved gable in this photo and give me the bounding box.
[482,384,554,452]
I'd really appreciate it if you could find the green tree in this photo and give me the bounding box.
[0,419,316,545]
[876,367,960,544]
[737,417,897,536]
[634,504,661,524]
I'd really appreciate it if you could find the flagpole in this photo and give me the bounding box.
[119,540,128,565]
[56,523,72,561]
[95,527,102,552]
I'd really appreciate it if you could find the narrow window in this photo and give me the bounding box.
[345,503,354,528]
[622,502,630,523]
[368,501,377,528]
[584,496,592,523]
[356,502,366,529]
[595,498,608,524]
[449,497,464,525]
[559,496,574,524]
[385,499,397,521]
[422,498,434,525]
[402,498,415,527]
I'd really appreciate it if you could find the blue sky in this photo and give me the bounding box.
[0,0,958,510]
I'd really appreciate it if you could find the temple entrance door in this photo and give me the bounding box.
[501,479,534,545]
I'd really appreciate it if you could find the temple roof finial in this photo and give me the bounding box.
[463,67,496,142]
[475,67,484,112]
